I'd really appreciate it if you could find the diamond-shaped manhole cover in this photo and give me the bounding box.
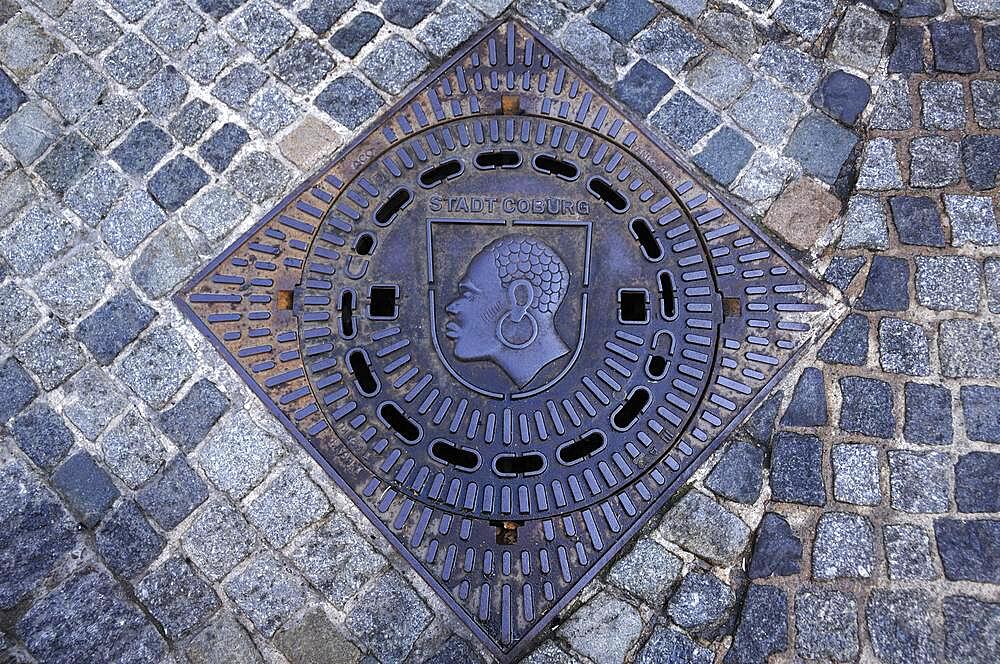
[178,19,833,661]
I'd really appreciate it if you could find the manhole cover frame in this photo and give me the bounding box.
[176,18,834,661]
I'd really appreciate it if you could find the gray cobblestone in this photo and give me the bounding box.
[198,411,285,499]
[839,194,888,250]
[16,319,85,389]
[182,498,257,580]
[79,95,140,149]
[856,138,903,191]
[667,570,735,632]
[889,450,949,513]
[884,524,937,580]
[247,465,330,547]
[102,408,167,489]
[920,80,966,130]
[361,35,429,95]
[35,53,106,121]
[732,78,803,146]
[879,317,930,376]
[114,326,196,408]
[940,319,1000,378]
[633,16,703,74]
[607,538,681,604]
[101,189,166,258]
[867,590,937,664]
[832,444,881,506]
[345,571,432,662]
[75,289,157,365]
[11,404,74,471]
[274,607,361,664]
[944,194,1000,246]
[138,65,189,117]
[0,13,61,80]
[0,102,60,166]
[64,163,127,226]
[185,614,262,664]
[658,490,750,564]
[812,512,875,579]
[137,455,208,529]
[104,34,163,88]
[559,592,642,664]
[288,513,386,605]
[62,366,125,440]
[869,79,913,131]
[36,248,113,321]
[143,0,204,53]
[795,590,859,661]
[225,552,310,637]
[0,282,40,346]
[136,557,219,639]
[131,223,199,298]
[227,0,294,60]
[915,256,980,313]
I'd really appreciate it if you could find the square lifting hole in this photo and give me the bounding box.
[618,288,650,324]
[368,285,399,319]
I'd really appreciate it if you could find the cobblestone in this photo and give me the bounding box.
[16,567,166,663]
[51,450,120,528]
[812,512,875,579]
[274,607,361,664]
[607,538,682,604]
[879,317,930,376]
[590,0,656,44]
[227,0,294,60]
[288,513,385,604]
[667,570,735,632]
[101,408,167,489]
[915,256,980,313]
[198,411,285,499]
[1,102,60,166]
[867,590,937,664]
[633,16,703,74]
[248,87,298,137]
[795,590,858,661]
[955,451,1000,513]
[104,34,163,88]
[101,189,166,257]
[832,443,880,505]
[818,313,869,365]
[247,465,329,546]
[772,432,825,505]
[889,24,925,73]
[930,21,979,73]
[839,194,889,250]
[331,12,383,57]
[889,450,949,513]
[185,614,262,664]
[724,584,787,664]
[76,289,157,365]
[904,382,953,445]
[658,490,750,564]
[840,375,895,438]
[733,78,803,146]
[856,138,902,191]
[939,319,1000,378]
[935,518,1000,583]
[36,53,106,121]
[811,71,870,126]
[62,367,124,440]
[614,59,674,117]
[943,596,1000,663]
[96,500,166,577]
[345,571,432,662]
[0,460,77,608]
[858,255,909,311]
[16,319,85,389]
[785,112,858,184]
[114,326,196,407]
[920,80,966,130]
[961,134,1000,190]
[213,63,267,110]
[910,136,961,188]
[137,455,208,529]
[781,367,828,427]
[182,498,256,581]
[944,194,1000,246]
[635,627,713,664]
[824,257,865,292]
[11,404,73,471]
[136,557,219,638]
[225,552,310,637]
[748,512,802,579]
[869,78,913,130]
[884,523,937,580]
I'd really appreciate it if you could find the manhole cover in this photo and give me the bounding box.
[178,19,832,661]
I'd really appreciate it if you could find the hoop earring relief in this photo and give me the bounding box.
[497,311,538,349]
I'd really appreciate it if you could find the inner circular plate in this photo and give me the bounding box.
[298,114,722,519]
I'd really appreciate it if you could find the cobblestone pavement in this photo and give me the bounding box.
[1,0,998,662]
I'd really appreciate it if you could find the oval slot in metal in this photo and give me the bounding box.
[630,218,663,261]
[557,430,607,465]
[419,159,463,188]
[493,452,545,477]
[430,439,481,471]
[587,177,628,213]
[347,348,379,396]
[474,150,521,170]
[339,290,356,338]
[612,387,651,431]
[532,154,579,180]
[378,402,421,443]
[374,187,412,226]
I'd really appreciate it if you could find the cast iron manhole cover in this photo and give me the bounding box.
[178,19,832,661]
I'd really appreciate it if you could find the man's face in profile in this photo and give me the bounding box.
[445,252,505,361]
